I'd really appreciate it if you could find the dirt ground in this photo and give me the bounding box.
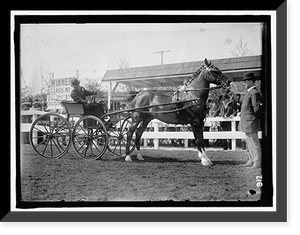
[20,144,262,202]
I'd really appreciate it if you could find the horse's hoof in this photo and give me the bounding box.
[125,155,132,162]
[136,154,144,161]
[201,160,213,166]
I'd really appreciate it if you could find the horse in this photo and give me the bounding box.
[125,58,231,165]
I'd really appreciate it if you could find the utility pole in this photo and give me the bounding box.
[153,50,171,65]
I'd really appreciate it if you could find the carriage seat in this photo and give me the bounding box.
[61,101,106,120]
[60,101,85,119]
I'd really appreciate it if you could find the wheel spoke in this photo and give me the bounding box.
[48,115,53,134]
[33,138,48,148]
[71,116,107,160]
[50,138,53,156]
[38,119,50,134]
[113,139,120,153]
[89,141,93,156]
[109,132,118,137]
[76,123,88,136]
[107,117,135,156]
[83,143,89,158]
[119,141,122,155]
[52,138,62,154]
[91,139,101,153]
[30,113,72,159]
[42,138,50,155]
[33,126,48,135]
[74,136,87,153]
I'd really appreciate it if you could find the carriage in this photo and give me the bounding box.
[29,98,203,161]
[29,101,136,160]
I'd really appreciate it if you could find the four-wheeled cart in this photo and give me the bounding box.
[29,101,135,160]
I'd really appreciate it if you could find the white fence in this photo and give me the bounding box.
[141,117,262,151]
[21,110,47,144]
[21,110,46,132]
[21,111,261,150]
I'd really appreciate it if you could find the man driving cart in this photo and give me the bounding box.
[70,78,105,119]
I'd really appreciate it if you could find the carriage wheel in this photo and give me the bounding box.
[72,115,108,160]
[29,113,72,159]
[107,116,136,156]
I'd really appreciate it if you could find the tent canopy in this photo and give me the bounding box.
[102,55,261,88]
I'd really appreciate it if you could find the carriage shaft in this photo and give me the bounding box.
[101,97,202,119]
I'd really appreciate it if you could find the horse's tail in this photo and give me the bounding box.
[126,90,140,102]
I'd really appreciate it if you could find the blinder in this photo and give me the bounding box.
[207,65,231,89]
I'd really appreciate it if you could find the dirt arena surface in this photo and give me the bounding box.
[20,145,262,202]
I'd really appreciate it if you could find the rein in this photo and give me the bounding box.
[101,97,204,118]
[144,84,224,96]
[181,84,224,92]
[136,102,198,115]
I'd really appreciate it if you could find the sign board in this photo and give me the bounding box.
[48,77,75,102]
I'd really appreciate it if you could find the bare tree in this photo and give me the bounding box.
[229,36,255,94]
[115,56,132,93]
[21,69,29,99]
[230,36,254,58]
[117,55,131,69]
[83,76,106,101]
[39,61,52,95]
[26,60,52,97]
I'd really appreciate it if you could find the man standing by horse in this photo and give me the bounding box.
[240,72,262,169]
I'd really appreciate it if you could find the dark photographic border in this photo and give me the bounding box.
[2,4,287,221]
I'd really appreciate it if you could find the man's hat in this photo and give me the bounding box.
[71,78,80,86]
[243,72,258,81]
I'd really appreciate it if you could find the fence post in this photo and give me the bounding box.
[153,121,159,150]
[231,119,236,151]
[32,113,39,145]
[143,138,148,147]
[184,139,189,148]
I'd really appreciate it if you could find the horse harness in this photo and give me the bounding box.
[131,64,229,118]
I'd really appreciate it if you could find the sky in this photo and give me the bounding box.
[20,23,263,85]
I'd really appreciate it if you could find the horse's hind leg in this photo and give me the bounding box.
[134,116,153,160]
[125,118,141,162]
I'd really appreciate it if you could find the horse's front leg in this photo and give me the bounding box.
[191,118,213,166]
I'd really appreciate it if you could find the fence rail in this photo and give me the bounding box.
[21,111,261,150]
[141,117,262,150]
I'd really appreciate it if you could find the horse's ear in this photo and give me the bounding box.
[204,58,211,67]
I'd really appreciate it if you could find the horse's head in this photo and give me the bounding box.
[203,58,232,88]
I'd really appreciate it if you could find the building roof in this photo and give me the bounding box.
[102,55,261,88]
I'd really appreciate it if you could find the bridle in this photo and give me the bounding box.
[180,65,230,92]
[172,64,230,103]
[206,65,230,89]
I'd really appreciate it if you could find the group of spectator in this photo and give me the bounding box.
[21,99,44,111]
[207,91,241,118]
[206,91,243,150]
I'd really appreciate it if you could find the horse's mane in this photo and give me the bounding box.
[126,90,140,101]
[174,65,206,93]
[182,65,206,86]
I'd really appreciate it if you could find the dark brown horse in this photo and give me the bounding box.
[125,59,231,165]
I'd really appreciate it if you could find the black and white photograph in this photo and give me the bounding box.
[6,7,288,223]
